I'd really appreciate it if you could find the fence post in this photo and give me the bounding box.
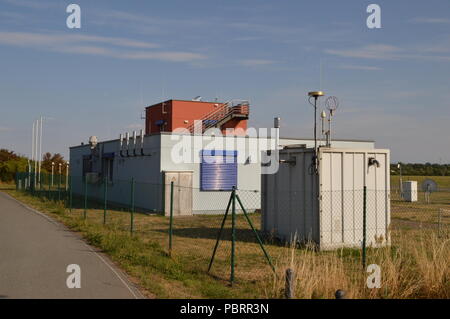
[438,208,442,238]
[130,177,135,234]
[231,187,236,285]
[83,177,88,220]
[169,181,174,256]
[285,268,294,299]
[362,186,367,269]
[48,176,51,200]
[335,289,346,299]
[103,177,108,225]
[69,175,73,213]
[58,173,61,201]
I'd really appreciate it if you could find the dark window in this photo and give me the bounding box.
[102,153,114,182]
[82,155,92,177]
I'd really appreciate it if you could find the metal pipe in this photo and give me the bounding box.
[119,133,124,157]
[38,116,43,185]
[132,131,137,156]
[125,132,130,157]
[34,120,38,187]
[140,129,144,156]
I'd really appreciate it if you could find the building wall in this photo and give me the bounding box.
[145,100,248,135]
[69,135,163,211]
[69,133,375,215]
[279,138,375,149]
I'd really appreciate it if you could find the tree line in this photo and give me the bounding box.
[390,163,449,176]
[0,148,68,182]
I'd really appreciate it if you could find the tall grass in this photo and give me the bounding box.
[264,230,449,299]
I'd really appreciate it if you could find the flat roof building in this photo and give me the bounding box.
[69,99,375,215]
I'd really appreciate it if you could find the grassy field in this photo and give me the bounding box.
[391,175,450,189]
[1,183,449,299]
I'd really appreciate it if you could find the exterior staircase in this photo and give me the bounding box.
[186,100,249,133]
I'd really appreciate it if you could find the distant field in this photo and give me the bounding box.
[391,175,450,190]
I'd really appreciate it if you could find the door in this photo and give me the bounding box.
[163,171,193,216]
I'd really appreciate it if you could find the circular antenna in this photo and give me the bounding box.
[325,96,339,111]
[422,179,438,192]
[308,91,324,98]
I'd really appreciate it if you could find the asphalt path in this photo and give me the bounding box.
[0,191,144,299]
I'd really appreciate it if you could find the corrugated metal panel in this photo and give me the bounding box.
[201,150,237,191]
[262,147,390,250]
[262,148,319,243]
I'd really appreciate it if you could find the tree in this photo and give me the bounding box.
[0,149,28,182]
[41,152,68,174]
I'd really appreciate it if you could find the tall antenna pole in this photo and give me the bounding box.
[31,121,35,165]
[34,119,38,186]
[308,91,325,174]
[38,116,43,184]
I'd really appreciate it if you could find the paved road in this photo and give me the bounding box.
[0,191,143,299]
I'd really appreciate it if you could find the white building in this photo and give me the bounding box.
[69,131,375,215]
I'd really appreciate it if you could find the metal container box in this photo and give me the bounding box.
[262,146,390,250]
[402,181,418,202]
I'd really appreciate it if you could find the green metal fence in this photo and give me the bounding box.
[13,172,450,294]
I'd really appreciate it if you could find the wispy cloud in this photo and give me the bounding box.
[0,0,55,9]
[239,59,278,67]
[411,17,450,25]
[0,31,207,62]
[325,44,450,62]
[325,44,402,60]
[337,64,382,71]
[0,126,11,132]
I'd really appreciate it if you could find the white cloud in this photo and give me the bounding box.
[239,59,278,67]
[0,31,207,62]
[0,0,55,9]
[325,43,450,62]
[337,64,382,71]
[411,17,450,25]
[325,44,402,60]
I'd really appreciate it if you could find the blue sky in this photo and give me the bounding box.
[0,0,449,163]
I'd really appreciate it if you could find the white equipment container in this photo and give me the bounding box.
[262,146,390,250]
[402,181,418,202]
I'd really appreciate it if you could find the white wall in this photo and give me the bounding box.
[69,133,376,214]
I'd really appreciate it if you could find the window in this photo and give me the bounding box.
[200,150,237,191]
[82,155,92,178]
[102,152,114,182]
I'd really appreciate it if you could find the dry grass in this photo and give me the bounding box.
[264,230,449,299]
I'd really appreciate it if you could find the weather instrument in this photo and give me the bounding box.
[307,91,325,174]
[321,96,339,147]
[421,179,438,204]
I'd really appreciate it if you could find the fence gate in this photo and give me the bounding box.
[163,171,193,216]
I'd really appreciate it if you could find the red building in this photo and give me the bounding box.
[145,99,249,135]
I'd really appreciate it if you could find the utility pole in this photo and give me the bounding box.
[31,121,35,188]
[38,116,43,185]
[34,119,38,187]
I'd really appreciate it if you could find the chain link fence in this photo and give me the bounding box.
[14,172,450,297]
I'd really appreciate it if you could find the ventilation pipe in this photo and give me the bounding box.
[125,132,130,157]
[274,117,281,150]
[132,131,137,156]
[119,133,124,157]
[140,129,145,156]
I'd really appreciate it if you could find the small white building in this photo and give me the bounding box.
[261,145,390,250]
